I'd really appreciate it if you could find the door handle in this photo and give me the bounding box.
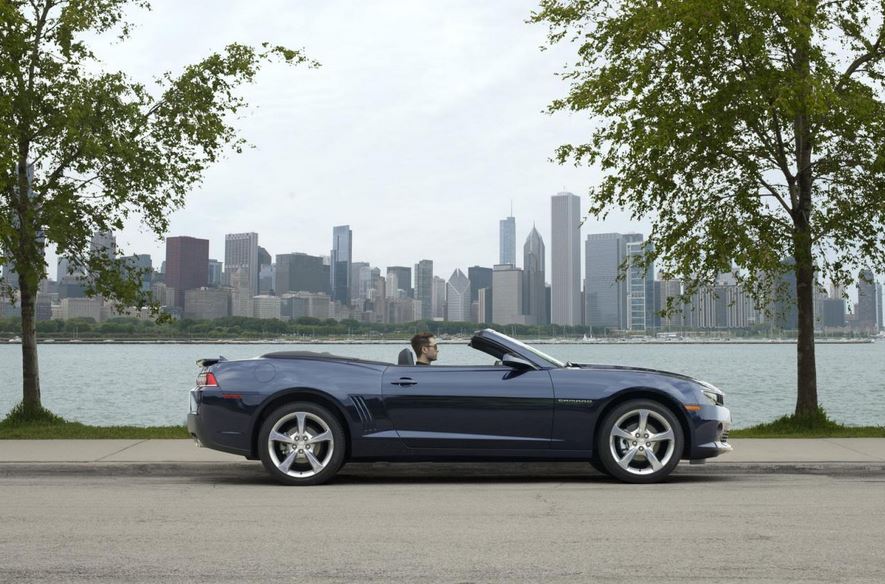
[391,377,417,387]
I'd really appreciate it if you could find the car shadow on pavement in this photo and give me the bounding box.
[189,462,735,486]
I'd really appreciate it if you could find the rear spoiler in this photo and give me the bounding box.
[196,356,227,368]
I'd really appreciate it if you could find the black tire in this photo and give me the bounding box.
[258,402,346,486]
[589,455,611,477]
[596,399,684,484]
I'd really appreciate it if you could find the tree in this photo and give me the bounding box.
[532,0,885,419]
[0,0,316,417]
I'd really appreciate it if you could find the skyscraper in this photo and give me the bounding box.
[166,236,209,308]
[275,253,330,295]
[414,260,433,321]
[224,232,259,296]
[468,265,493,323]
[585,233,624,329]
[386,266,412,298]
[120,254,153,293]
[624,234,654,331]
[446,268,471,322]
[90,230,116,263]
[492,264,525,325]
[499,216,516,266]
[551,192,582,326]
[330,225,352,304]
[857,269,880,331]
[432,276,447,318]
[207,259,222,287]
[523,226,547,325]
[585,233,654,331]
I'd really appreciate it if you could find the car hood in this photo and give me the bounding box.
[569,363,705,385]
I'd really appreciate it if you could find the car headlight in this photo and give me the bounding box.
[701,389,722,406]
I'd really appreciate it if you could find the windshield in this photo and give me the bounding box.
[501,334,566,368]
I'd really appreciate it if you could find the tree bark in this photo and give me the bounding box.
[793,230,818,417]
[19,275,42,415]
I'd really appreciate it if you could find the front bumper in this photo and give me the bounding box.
[688,404,733,460]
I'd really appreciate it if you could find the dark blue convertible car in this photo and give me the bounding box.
[188,329,732,485]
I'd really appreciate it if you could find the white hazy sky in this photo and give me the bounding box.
[46,0,650,281]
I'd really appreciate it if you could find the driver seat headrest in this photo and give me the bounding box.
[397,347,415,366]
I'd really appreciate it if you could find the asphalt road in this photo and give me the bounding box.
[1,464,884,583]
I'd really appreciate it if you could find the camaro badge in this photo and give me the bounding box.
[556,399,594,406]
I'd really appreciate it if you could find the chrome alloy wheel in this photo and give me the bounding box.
[267,411,335,479]
[608,408,677,476]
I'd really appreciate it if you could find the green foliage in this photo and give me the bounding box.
[532,0,885,416]
[532,0,885,301]
[0,0,316,413]
[2,402,65,425]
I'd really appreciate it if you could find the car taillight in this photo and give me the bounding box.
[196,371,218,387]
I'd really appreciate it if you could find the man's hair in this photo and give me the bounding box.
[411,332,435,356]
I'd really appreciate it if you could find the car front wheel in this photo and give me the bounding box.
[597,399,683,484]
[258,402,346,486]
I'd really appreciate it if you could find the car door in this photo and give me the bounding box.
[381,365,554,450]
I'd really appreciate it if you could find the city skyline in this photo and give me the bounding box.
[14,0,881,306]
[35,0,649,286]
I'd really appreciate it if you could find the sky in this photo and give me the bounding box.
[44,0,649,281]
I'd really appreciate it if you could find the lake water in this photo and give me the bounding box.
[1,342,883,428]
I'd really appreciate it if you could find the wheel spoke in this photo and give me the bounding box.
[637,410,649,434]
[306,430,331,445]
[270,431,295,445]
[647,428,674,444]
[278,450,298,473]
[616,446,639,470]
[612,426,634,441]
[645,448,664,472]
[304,449,325,473]
[295,412,307,436]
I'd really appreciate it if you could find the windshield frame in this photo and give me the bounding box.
[471,329,566,369]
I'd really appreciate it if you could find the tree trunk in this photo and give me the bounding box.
[793,235,818,417]
[792,4,817,418]
[18,270,42,415]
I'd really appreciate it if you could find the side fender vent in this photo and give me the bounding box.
[349,395,376,433]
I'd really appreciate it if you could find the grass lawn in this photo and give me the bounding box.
[0,404,188,439]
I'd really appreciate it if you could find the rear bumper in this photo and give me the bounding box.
[187,388,251,458]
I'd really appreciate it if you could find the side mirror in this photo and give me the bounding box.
[501,353,537,370]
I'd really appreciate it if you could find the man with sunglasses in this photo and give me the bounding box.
[410,332,440,365]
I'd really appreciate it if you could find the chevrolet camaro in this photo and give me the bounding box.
[187,329,732,485]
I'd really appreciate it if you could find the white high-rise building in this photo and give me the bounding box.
[224,232,259,296]
[492,264,525,325]
[550,192,582,326]
[446,269,471,322]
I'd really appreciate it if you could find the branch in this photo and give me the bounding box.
[758,176,793,215]
[835,29,884,93]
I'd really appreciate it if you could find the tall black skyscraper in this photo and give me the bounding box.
[386,266,412,298]
[468,265,493,323]
[276,253,330,295]
[414,260,433,320]
[330,225,352,304]
[523,227,547,325]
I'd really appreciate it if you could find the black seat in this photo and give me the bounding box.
[397,348,415,366]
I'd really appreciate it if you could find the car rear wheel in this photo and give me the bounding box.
[597,399,683,484]
[258,402,346,486]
